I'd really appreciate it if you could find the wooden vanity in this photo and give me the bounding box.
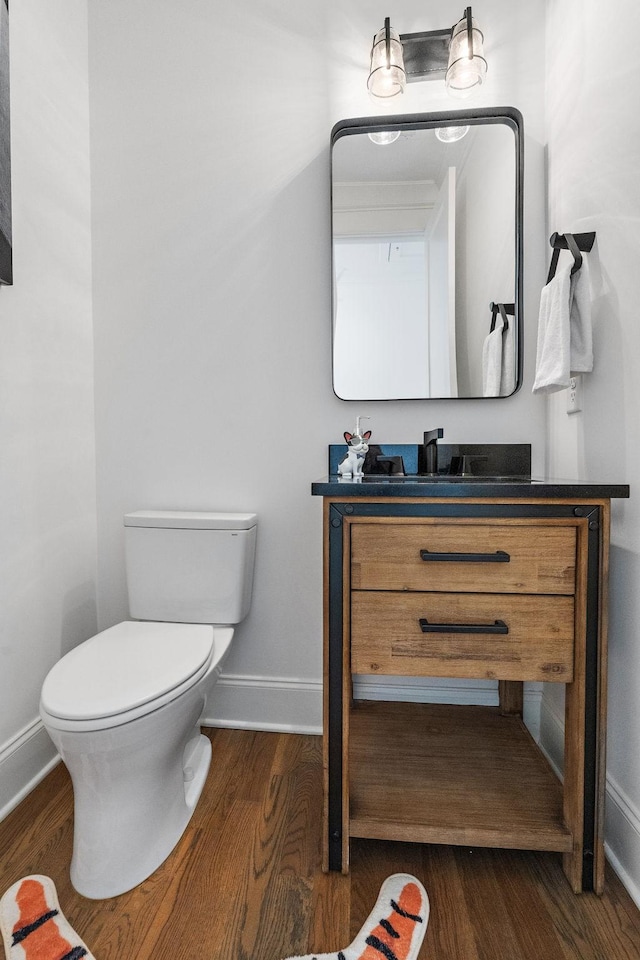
[312,478,629,893]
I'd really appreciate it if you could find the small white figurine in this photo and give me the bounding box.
[338,417,372,479]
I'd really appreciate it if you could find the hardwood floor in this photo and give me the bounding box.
[1,728,640,960]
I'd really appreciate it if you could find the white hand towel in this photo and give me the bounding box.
[532,260,572,393]
[569,259,593,374]
[482,311,504,397]
[532,253,593,394]
[499,309,516,396]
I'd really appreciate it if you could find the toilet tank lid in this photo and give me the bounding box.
[124,510,257,530]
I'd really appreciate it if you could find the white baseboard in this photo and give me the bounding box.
[539,695,640,909]
[538,693,565,777]
[353,675,500,705]
[0,719,60,824]
[605,776,640,909]
[203,673,323,734]
[203,674,543,738]
[353,677,542,741]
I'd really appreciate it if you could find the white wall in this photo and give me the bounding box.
[88,0,332,733]
[88,0,547,733]
[0,0,95,818]
[542,0,640,906]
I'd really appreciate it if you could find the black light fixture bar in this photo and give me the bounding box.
[384,16,391,70]
[399,5,475,83]
[465,6,474,58]
[399,28,451,82]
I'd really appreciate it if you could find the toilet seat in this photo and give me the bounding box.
[41,621,215,728]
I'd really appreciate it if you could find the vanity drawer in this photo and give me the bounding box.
[351,522,576,595]
[351,590,575,681]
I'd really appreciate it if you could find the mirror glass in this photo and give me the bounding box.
[331,110,522,400]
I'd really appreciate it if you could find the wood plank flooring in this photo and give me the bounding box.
[1,728,639,960]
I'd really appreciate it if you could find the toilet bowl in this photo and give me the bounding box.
[40,510,257,899]
[40,622,233,899]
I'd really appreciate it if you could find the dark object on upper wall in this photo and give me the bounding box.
[0,0,11,286]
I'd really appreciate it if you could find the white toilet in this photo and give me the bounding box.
[40,509,257,900]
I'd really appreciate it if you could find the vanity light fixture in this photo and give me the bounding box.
[367,7,487,105]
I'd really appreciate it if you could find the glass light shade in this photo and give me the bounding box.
[368,130,401,145]
[367,22,406,101]
[435,125,470,143]
[445,14,487,99]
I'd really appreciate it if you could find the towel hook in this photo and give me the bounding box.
[565,233,583,275]
[549,231,596,253]
[489,301,514,333]
[547,231,596,283]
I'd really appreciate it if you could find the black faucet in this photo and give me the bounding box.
[459,454,488,477]
[419,428,444,475]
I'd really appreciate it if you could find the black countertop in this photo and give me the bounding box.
[311,476,630,499]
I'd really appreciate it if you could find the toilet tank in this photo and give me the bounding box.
[124,511,257,624]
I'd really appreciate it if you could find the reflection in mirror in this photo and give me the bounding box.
[331,109,523,400]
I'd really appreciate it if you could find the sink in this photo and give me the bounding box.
[419,475,530,482]
[328,441,532,480]
[362,474,532,483]
[428,443,532,479]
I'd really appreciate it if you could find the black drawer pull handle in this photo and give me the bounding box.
[418,618,509,635]
[420,549,510,563]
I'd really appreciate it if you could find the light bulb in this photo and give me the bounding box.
[368,130,401,145]
[435,126,470,143]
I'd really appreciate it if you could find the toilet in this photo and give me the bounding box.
[39,509,257,900]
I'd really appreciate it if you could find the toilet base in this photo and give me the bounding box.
[183,731,212,811]
[68,716,213,900]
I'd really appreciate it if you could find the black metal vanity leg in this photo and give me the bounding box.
[327,506,345,871]
[581,508,602,891]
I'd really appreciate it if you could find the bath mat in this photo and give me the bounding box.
[0,875,95,960]
[282,873,429,960]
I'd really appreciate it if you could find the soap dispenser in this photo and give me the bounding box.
[337,417,371,479]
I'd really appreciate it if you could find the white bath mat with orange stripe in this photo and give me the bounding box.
[282,873,429,960]
[0,875,95,960]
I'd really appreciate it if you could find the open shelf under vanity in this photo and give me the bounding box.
[349,699,571,852]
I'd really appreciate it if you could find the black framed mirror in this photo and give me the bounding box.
[331,107,523,400]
